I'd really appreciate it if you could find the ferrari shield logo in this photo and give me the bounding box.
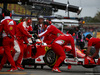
[57,33,62,37]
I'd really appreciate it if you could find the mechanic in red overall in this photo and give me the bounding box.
[26,25,33,32]
[38,24,75,70]
[23,18,33,59]
[15,18,32,68]
[26,17,33,32]
[51,29,77,72]
[86,34,100,64]
[38,24,63,44]
[0,9,17,71]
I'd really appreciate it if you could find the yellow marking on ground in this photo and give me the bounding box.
[0,72,27,74]
[30,74,34,75]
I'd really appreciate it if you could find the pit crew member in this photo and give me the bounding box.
[15,18,32,69]
[0,9,17,71]
[51,29,77,72]
[38,24,63,44]
[86,34,100,59]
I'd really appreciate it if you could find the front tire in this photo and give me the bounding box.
[44,49,58,68]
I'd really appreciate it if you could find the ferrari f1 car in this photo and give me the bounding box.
[21,38,100,68]
[0,38,99,69]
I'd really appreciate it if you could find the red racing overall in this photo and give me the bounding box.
[15,22,32,66]
[88,38,100,49]
[88,38,100,58]
[0,16,16,68]
[24,25,33,59]
[38,25,63,44]
[26,25,33,32]
[52,34,76,68]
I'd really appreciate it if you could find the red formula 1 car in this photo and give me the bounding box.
[0,38,99,69]
[23,38,99,68]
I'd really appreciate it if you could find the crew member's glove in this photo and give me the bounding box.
[31,36,34,39]
[8,34,12,38]
[27,43,30,46]
[74,57,78,62]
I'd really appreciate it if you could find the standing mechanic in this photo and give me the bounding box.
[51,29,77,72]
[15,18,32,68]
[86,34,100,59]
[38,24,63,44]
[0,9,17,71]
[26,17,33,32]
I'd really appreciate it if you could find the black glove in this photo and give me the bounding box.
[33,33,40,39]
[8,34,12,38]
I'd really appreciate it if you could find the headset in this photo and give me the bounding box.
[27,19,31,23]
[86,38,90,41]
[86,34,92,41]
[66,31,75,36]
[72,33,75,36]
[49,21,52,25]
[45,25,47,28]
[2,13,12,17]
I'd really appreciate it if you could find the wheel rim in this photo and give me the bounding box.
[46,50,56,64]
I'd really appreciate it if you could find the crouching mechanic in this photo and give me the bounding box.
[51,29,77,72]
[0,9,17,71]
[86,34,100,59]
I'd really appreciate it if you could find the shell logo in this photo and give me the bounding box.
[9,26,13,30]
[7,20,10,23]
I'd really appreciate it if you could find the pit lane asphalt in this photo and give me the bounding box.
[0,65,100,75]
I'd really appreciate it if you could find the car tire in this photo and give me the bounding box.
[44,49,58,68]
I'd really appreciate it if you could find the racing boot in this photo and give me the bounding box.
[52,67,61,73]
[67,64,71,70]
[7,67,18,72]
[15,62,24,70]
[17,65,24,71]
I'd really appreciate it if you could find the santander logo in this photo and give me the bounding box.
[36,58,41,61]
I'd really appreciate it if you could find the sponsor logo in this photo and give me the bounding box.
[45,46,51,51]
[9,26,13,30]
[55,40,65,45]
